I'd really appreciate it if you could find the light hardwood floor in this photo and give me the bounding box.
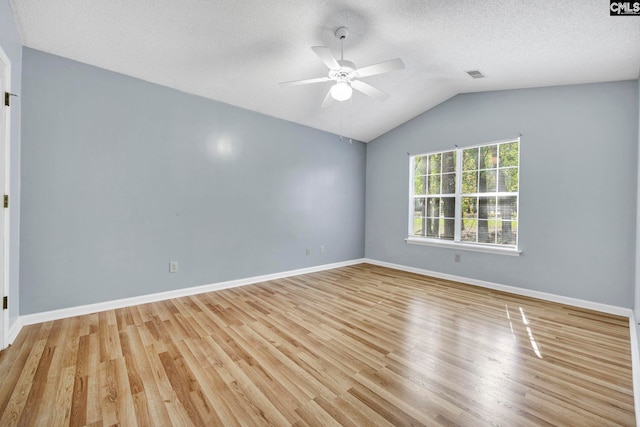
[0,264,635,426]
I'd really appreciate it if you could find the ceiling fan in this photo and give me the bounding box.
[279,27,405,107]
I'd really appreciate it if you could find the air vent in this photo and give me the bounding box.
[466,70,485,79]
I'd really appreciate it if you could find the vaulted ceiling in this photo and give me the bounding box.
[9,0,640,142]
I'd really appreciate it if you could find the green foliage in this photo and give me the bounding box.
[463,148,478,172]
[414,151,457,196]
[461,141,518,195]
[414,175,425,195]
[429,153,441,174]
[428,175,441,194]
[442,151,456,173]
[499,142,518,167]
[414,156,426,195]
[498,141,519,192]
[499,168,518,192]
[480,145,497,169]
[415,156,426,175]
[462,171,476,193]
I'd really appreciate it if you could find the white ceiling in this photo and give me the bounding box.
[9,0,640,142]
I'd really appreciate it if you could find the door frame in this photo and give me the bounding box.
[0,44,11,350]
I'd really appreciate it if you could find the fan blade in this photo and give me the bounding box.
[356,58,405,78]
[311,46,340,70]
[279,76,331,87]
[321,89,334,108]
[351,80,390,102]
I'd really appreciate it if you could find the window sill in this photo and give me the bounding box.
[405,237,522,256]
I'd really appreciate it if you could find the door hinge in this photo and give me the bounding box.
[3,195,7,208]
[4,92,18,107]
[2,296,7,310]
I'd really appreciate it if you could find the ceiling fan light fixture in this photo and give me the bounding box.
[330,82,352,101]
[279,26,404,107]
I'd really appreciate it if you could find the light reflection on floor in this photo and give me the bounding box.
[367,273,632,425]
[398,298,547,417]
[504,304,543,359]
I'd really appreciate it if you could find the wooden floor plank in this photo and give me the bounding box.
[0,263,635,426]
[0,338,48,426]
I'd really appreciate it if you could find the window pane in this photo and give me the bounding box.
[497,196,517,216]
[478,196,496,220]
[461,219,477,242]
[426,218,440,238]
[480,145,497,169]
[441,197,455,219]
[414,156,427,175]
[497,220,517,245]
[479,170,497,192]
[462,197,477,219]
[499,142,519,167]
[414,198,426,216]
[426,197,440,218]
[428,175,441,194]
[442,151,456,173]
[462,171,477,194]
[488,217,499,240]
[428,153,442,175]
[413,215,426,237]
[463,148,478,172]
[497,196,517,245]
[498,167,518,192]
[477,220,492,243]
[414,175,426,195]
[442,172,456,194]
[442,219,455,240]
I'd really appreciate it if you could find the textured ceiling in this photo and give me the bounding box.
[9,0,640,142]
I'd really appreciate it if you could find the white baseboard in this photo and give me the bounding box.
[629,314,640,427]
[19,257,631,327]
[19,258,366,327]
[7,316,23,345]
[363,258,633,317]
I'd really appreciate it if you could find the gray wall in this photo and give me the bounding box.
[636,78,640,319]
[0,0,22,329]
[20,48,365,315]
[366,81,638,307]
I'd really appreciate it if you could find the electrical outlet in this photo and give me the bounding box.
[169,261,179,273]
[306,247,311,256]
[320,245,325,254]
[454,253,461,263]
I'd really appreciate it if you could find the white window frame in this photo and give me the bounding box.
[406,138,521,256]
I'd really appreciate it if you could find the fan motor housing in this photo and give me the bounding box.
[329,60,357,82]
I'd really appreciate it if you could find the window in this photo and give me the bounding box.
[409,138,519,252]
